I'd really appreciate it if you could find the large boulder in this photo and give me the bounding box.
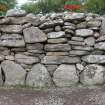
[23,27,47,43]
[1,60,26,86]
[0,34,25,47]
[80,64,105,85]
[76,29,94,37]
[6,9,26,17]
[82,55,105,64]
[26,63,52,87]
[15,54,39,65]
[53,64,78,87]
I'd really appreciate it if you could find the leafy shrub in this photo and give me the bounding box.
[84,0,105,15]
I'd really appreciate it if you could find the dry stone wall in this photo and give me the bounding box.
[0,9,105,88]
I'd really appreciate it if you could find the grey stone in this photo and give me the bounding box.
[53,64,78,87]
[95,42,105,50]
[47,31,65,39]
[43,28,54,33]
[71,37,84,42]
[87,20,101,27]
[0,18,10,24]
[0,34,25,47]
[76,63,84,71]
[76,22,87,29]
[64,13,85,21]
[0,66,3,86]
[42,56,81,64]
[5,55,14,61]
[55,26,61,32]
[23,27,47,43]
[0,34,24,47]
[47,38,67,44]
[80,64,105,85]
[100,18,105,35]
[69,50,89,56]
[0,55,5,61]
[46,52,69,56]
[6,9,26,17]
[26,63,52,87]
[65,29,74,34]
[68,41,85,46]
[1,60,26,86]
[63,25,75,30]
[76,29,94,37]
[15,54,39,65]
[96,35,105,42]
[44,44,71,51]
[0,25,23,33]
[72,46,94,51]
[84,37,95,46]
[82,55,105,64]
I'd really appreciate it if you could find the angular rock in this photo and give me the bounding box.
[80,64,105,85]
[96,35,105,42]
[23,27,47,43]
[76,22,87,29]
[0,34,25,47]
[47,38,67,44]
[6,9,26,17]
[15,54,39,64]
[76,29,94,37]
[95,42,105,50]
[53,64,78,87]
[0,25,23,33]
[45,44,71,52]
[47,31,65,39]
[76,63,84,71]
[1,60,26,86]
[84,37,95,46]
[26,63,52,87]
[42,56,81,64]
[82,55,105,64]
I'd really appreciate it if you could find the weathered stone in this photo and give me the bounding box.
[1,60,26,86]
[11,48,26,52]
[55,26,61,32]
[76,29,94,37]
[46,52,69,56]
[80,64,105,85]
[47,38,67,44]
[26,43,43,50]
[76,22,87,29]
[64,22,75,27]
[5,55,14,61]
[23,27,47,43]
[64,13,85,21]
[15,54,39,64]
[0,66,3,86]
[53,64,78,87]
[44,44,71,51]
[0,34,25,47]
[95,42,105,50]
[84,37,95,46]
[100,18,105,35]
[6,9,26,17]
[96,35,105,42]
[0,18,10,24]
[65,29,74,34]
[47,31,65,39]
[72,46,93,51]
[63,25,75,30]
[0,55,5,61]
[76,63,84,71]
[26,63,52,87]
[68,41,85,46]
[69,50,89,56]
[43,28,54,33]
[27,50,44,54]
[91,50,104,55]
[42,56,81,64]
[0,25,23,33]
[82,55,105,64]
[94,32,100,38]
[87,20,101,27]
[71,37,84,42]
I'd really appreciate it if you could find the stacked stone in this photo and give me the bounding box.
[0,9,104,88]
